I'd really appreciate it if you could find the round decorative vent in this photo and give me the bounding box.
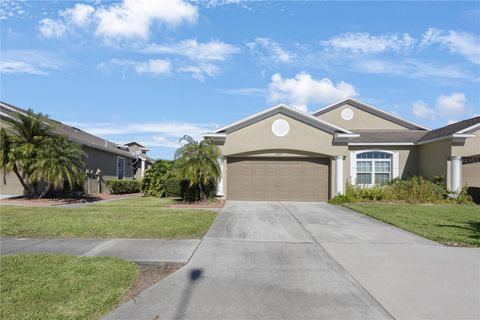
[341,108,354,120]
[272,119,290,137]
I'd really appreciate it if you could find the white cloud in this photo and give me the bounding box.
[246,37,295,63]
[0,50,64,76]
[411,93,469,121]
[421,28,480,64]
[105,58,172,76]
[143,39,240,61]
[95,0,198,40]
[60,3,95,27]
[323,32,416,53]
[267,72,358,112]
[39,18,67,38]
[178,63,219,81]
[411,101,437,120]
[436,93,467,116]
[64,120,219,149]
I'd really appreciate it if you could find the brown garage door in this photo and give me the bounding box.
[227,157,329,201]
[463,157,480,203]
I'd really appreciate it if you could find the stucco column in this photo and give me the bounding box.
[335,155,344,195]
[450,156,461,194]
[141,158,146,178]
[216,157,225,197]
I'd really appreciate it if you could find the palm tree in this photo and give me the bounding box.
[31,136,86,198]
[0,110,52,194]
[174,135,221,202]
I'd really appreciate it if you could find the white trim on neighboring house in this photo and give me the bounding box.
[211,103,354,135]
[417,133,476,145]
[117,156,125,180]
[456,122,480,134]
[312,98,430,130]
[349,150,399,186]
[348,142,414,146]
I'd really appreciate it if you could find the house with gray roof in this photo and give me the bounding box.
[204,98,480,202]
[0,102,154,196]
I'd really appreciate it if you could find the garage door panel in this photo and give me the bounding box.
[227,157,329,201]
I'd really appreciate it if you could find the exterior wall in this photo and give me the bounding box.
[452,129,480,157]
[84,146,134,180]
[0,171,24,195]
[418,139,451,180]
[317,103,408,130]
[218,113,348,157]
[346,146,419,188]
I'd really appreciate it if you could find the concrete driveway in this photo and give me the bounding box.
[104,201,479,320]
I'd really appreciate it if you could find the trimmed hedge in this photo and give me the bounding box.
[164,177,181,197]
[105,179,141,194]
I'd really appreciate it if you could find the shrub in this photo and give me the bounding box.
[456,187,474,205]
[164,177,181,197]
[141,160,174,197]
[105,179,141,194]
[329,194,355,205]
[359,186,385,201]
[384,176,445,203]
[180,179,217,203]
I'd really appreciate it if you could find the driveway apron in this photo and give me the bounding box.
[104,201,392,320]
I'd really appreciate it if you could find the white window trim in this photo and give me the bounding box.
[350,150,399,186]
[117,156,125,180]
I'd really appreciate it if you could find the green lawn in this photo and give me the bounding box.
[0,254,137,320]
[0,197,217,239]
[344,203,480,246]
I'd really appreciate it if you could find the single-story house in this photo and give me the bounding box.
[0,102,154,196]
[204,98,480,202]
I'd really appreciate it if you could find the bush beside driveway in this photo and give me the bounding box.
[0,197,217,239]
[345,203,480,246]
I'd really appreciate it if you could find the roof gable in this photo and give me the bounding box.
[418,116,480,144]
[312,98,429,131]
[212,104,353,135]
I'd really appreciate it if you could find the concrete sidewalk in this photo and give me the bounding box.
[0,238,200,265]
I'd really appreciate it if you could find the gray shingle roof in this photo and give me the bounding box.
[0,101,136,158]
[418,116,480,143]
[348,130,428,143]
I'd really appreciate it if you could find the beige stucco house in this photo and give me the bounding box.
[0,102,154,196]
[205,98,480,202]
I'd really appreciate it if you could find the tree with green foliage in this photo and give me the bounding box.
[174,135,221,202]
[31,136,85,198]
[0,109,85,197]
[141,160,174,197]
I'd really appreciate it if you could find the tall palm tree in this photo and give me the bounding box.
[0,110,51,194]
[31,136,86,198]
[174,135,221,201]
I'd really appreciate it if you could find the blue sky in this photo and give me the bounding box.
[1,0,479,159]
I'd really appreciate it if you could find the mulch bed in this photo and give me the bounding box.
[121,263,183,303]
[0,193,143,207]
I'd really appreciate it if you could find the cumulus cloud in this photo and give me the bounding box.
[267,72,358,112]
[60,3,95,27]
[37,0,198,41]
[411,92,469,121]
[411,101,437,120]
[323,32,416,53]
[436,93,467,116]
[246,37,295,63]
[95,0,197,40]
[39,18,67,38]
[143,39,240,61]
[420,28,480,64]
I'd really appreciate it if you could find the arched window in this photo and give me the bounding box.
[356,151,392,185]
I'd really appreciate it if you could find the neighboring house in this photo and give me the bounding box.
[204,98,480,202]
[0,102,154,196]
